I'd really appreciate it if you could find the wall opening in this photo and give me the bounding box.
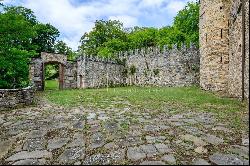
[206,33,207,42]
[221,29,223,38]
[44,63,59,90]
[43,62,64,90]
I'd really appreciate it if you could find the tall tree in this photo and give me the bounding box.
[0,5,61,88]
[79,20,127,56]
[3,6,37,25]
[54,40,76,60]
[0,7,36,88]
[127,27,158,49]
[173,2,199,46]
[33,23,60,54]
[3,5,60,54]
[156,26,185,48]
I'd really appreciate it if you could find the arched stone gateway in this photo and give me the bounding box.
[29,52,68,90]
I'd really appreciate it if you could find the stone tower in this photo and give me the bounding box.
[199,0,232,92]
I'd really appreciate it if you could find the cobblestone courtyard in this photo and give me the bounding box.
[0,88,249,165]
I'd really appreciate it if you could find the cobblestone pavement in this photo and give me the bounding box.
[0,98,249,165]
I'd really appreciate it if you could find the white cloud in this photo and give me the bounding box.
[166,1,186,14]
[139,0,165,8]
[109,15,138,27]
[3,0,195,51]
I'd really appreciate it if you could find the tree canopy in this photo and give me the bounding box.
[79,20,127,58]
[0,6,37,88]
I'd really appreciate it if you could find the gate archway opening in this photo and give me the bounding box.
[42,62,65,91]
[29,52,67,91]
[43,62,65,90]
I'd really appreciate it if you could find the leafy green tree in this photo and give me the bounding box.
[3,5,60,54]
[45,64,58,80]
[0,5,61,88]
[157,26,185,48]
[3,6,37,25]
[0,8,36,88]
[54,40,77,60]
[127,27,158,49]
[173,2,199,46]
[97,38,128,58]
[79,20,127,56]
[33,23,60,54]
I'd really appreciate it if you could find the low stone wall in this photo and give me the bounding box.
[0,86,35,111]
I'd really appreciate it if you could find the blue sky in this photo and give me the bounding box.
[2,0,196,50]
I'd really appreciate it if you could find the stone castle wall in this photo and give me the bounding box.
[41,52,67,65]
[76,56,125,88]
[29,45,199,90]
[244,0,249,99]
[122,45,200,87]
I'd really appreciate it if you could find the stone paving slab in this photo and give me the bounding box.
[6,150,52,161]
[0,99,249,165]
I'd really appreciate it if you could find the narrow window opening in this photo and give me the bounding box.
[239,44,242,52]
[220,57,223,63]
[206,33,207,42]
[220,6,223,10]
[221,29,223,38]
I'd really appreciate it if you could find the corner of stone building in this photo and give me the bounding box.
[199,0,231,94]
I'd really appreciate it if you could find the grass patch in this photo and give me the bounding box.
[45,80,59,91]
[44,85,248,130]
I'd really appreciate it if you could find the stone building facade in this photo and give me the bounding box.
[29,45,200,90]
[199,0,249,99]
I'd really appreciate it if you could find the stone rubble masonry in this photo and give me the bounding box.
[199,0,249,99]
[228,0,249,98]
[76,55,125,89]
[29,45,200,91]
[123,44,200,87]
[0,86,35,111]
[199,0,231,93]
